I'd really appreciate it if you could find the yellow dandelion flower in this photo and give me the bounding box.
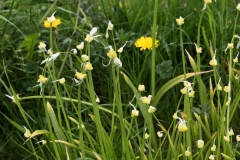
[135,37,159,51]
[44,19,61,28]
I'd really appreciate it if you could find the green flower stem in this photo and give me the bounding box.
[226,36,234,132]
[233,9,239,36]
[86,42,108,159]
[197,10,205,71]
[77,84,86,160]
[19,95,119,116]
[112,64,130,159]
[151,0,158,96]
[180,26,186,80]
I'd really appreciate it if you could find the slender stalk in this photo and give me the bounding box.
[151,0,158,96]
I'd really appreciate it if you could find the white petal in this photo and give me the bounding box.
[90,27,98,36]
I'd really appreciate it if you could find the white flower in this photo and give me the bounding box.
[105,29,109,39]
[107,21,113,30]
[237,3,240,11]
[52,78,66,84]
[96,97,100,103]
[76,42,84,50]
[236,135,240,142]
[157,131,163,138]
[40,52,60,65]
[47,11,57,23]
[117,41,128,53]
[131,109,139,117]
[71,48,77,54]
[90,27,98,36]
[209,154,216,160]
[81,54,89,62]
[85,27,100,43]
[47,48,53,55]
[113,57,122,67]
[5,94,19,103]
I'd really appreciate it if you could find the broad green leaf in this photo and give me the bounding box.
[46,101,66,141]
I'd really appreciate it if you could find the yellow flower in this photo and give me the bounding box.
[228,128,234,136]
[59,78,66,84]
[211,144,216,151]
[209,58,217,66]
[209,155,216,160]
[145,133,150,139]
[226,97,231,106]
[224,135,230,142]
[197,140,204,148]
[148,106,156,113]
[183,81,192,88]
[38,42,46,50]
[176,16,184,26]
[81,54,89,62]
[131,109,139,117]
[173,110,180,119]
[107,49,117,59]
[140,95,152,105]
[228,43,234,49]
[223,85,230,92]
[85,34,94,43]
[204,0,212,4]
[194,43,202,54]
[23,126,32,138]
[134,37,159,51]
[75,72,87,81]
[44,19,61,28]
[138,84,145,92]
[38,75,48,83]
[185,147,191,157]
[217,84,222,90]
[178,120,188,132]
[85,62,93,71]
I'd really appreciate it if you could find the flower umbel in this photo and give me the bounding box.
[134,37,159,51]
